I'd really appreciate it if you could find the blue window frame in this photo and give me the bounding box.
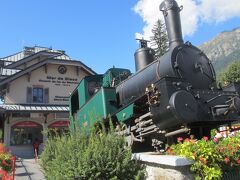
[33,88,43,103]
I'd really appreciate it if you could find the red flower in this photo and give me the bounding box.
[199,157,207,164]
[203,136,208,141]
[237,159,240,164]
[228,145,232,150]
[177,137,183,142]
[166,148,174,155]
[224,157,230,164]
[2,160,11,167]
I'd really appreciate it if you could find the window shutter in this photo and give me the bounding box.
[44,88,49,103]
[26,87,32,103]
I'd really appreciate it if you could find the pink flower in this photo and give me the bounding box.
[177,137,183,142]
[203,136,208,141]
[185,138,190,142]
[213,137,219,143]
[224,157,230,164]
[237,159,240,164]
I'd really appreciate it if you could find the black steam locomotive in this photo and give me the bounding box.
[70,0,240,150]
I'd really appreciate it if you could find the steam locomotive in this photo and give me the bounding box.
[70,0,240,150]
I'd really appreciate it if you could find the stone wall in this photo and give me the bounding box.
[132,153,194,180]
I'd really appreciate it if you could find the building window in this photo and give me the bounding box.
[55,112,69,119]
[33,88,43,103]
[12,113,30,118]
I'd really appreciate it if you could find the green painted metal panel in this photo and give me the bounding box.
[102,68,131,87]
[78,79,87,107]
[77,75,103,108]
[116,104,134,122]
[69,115,75,132]
[77,87,117,130]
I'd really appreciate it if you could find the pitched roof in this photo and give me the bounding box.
[0,46,71,63]
[0,58,96,87]
[0,46,96,86]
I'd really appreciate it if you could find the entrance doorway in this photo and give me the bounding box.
[11,121,43,145]
[10,121,43,158]
[48,120,69,136]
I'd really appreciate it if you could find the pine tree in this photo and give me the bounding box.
[150,19,168,60]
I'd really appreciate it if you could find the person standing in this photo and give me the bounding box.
[33,138,39,158]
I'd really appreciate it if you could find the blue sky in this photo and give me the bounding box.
[0,0,240,74]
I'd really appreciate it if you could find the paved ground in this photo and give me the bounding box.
[15,158,45,180]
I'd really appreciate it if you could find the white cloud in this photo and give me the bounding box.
[133,0,163,39]
[200,0,240,23]
[133,0,240,39]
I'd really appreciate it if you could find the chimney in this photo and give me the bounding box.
[160,0,183,49]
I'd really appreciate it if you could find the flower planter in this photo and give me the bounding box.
[168,135,240,179]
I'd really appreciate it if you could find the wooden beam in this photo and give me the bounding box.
[76,66,79,76]
[27,72,31,82]
[6,83,10,93]
[44,64,48,73]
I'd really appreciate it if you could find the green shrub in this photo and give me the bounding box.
[40,123,145,180]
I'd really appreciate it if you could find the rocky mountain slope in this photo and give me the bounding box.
[199,27,240,73]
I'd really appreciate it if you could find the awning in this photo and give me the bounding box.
[12,121,42,128]
[0,104,69,113]
[48,120,69,128]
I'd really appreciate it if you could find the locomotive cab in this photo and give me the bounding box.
[69,68,131,130]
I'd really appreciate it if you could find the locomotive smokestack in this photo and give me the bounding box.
[160,0,183,49]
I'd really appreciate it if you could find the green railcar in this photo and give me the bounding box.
[69,68,131,131]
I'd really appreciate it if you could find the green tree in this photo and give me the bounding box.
[150,19,168,60]
[217,61,240,85]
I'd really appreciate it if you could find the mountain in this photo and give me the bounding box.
[199,27,240,73]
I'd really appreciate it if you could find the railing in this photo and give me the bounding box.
[0,68,21,76]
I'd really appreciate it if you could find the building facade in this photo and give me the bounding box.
[0,46,95,158]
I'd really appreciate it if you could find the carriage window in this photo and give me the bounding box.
[88,81,99,95]
[71,91,79,115]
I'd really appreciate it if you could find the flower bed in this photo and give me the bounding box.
[0,143,16,180]
[167,134,240,179]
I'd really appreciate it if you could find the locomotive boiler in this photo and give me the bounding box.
[70,0,240,150]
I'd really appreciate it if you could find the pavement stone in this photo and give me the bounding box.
[15,158,45,180]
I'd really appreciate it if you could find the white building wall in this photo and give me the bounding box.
[5,63,88,104]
